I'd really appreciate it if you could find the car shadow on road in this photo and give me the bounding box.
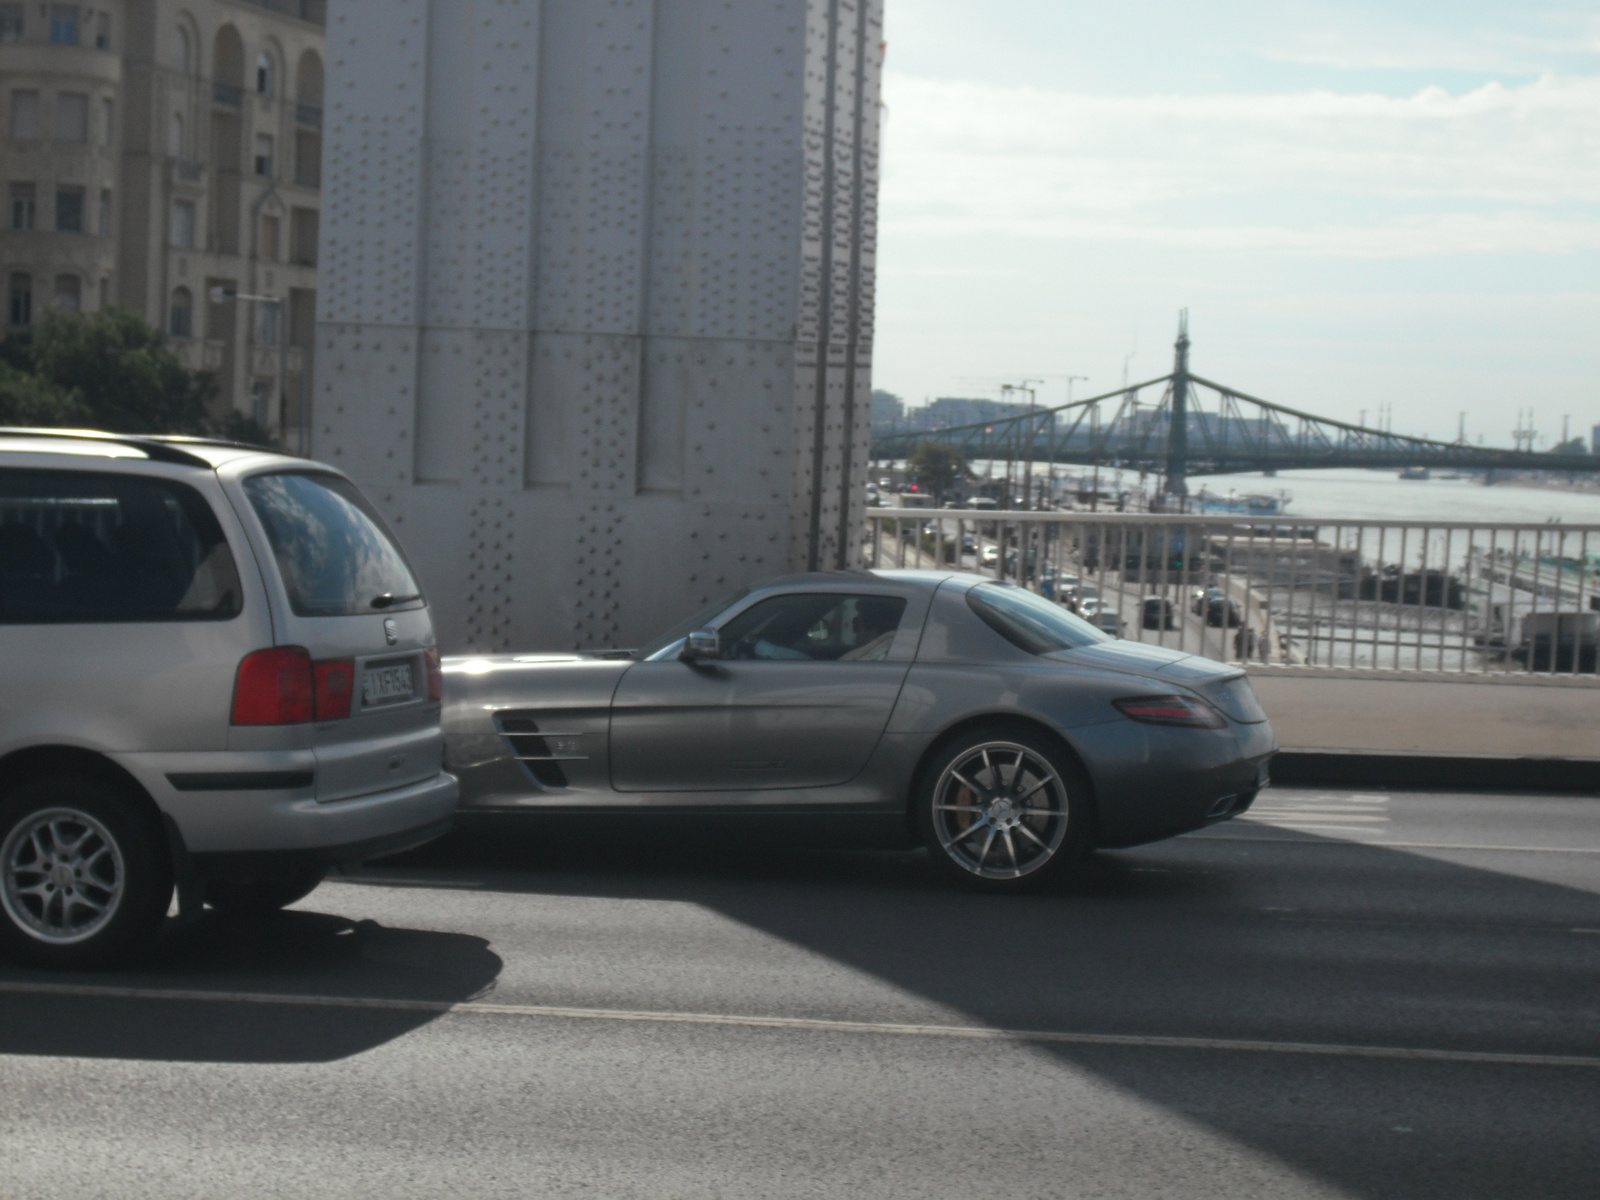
[0,908,502,1064]
[360,811,1600,1200]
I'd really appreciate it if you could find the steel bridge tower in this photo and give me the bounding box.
[1165,311,1190,500]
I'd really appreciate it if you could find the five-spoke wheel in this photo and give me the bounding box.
[916,727,1089,890]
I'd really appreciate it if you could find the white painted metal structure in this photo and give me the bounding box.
[316,0,881,652]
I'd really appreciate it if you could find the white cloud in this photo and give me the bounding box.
[880,72,1600,256]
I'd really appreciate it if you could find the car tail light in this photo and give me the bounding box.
[232,647,313,725]
[313,658,355,721]
[425,647,443,702]
[1113,694,1227,729]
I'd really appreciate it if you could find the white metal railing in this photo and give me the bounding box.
[865,509,1600,677]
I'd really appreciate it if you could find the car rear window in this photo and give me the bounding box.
[0,468,241,624]
[242,471,422,617]
[966,582,1109,654]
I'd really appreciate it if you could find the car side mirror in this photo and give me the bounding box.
[681,629,720,662]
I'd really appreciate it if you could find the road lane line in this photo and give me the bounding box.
[1197,836,1600,854]
[0,979,1596,1069]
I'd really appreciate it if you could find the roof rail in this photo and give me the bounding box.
[0,427,221,468]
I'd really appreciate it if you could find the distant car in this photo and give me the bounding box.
[1142,596,1177,630]
[0,428,458,967]
[1065,584,1099,614]
[981,545,1000,567]
[443,571,1276,891]
[1205,597,1243,628]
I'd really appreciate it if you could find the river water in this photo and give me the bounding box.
[1194,468,1600,525]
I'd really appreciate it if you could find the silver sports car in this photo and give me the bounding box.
[442,570,1276,890]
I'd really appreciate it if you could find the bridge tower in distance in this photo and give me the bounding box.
[1164,311,1191,499]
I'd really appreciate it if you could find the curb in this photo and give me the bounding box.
[1271,751,1600,795]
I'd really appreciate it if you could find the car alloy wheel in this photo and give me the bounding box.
[0,776,171,968]
[927,738,1072,883]
[1,806,126,945]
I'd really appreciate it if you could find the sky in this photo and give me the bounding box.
[872,0,1600,447]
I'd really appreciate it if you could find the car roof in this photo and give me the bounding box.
[736,568,983,598]
[0,427,313,471]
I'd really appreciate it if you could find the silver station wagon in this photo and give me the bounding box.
[0,429,457,967]
[444,570,1277,891]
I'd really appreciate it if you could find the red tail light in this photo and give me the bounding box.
[232,647,314,725]
[1113,694,1226,729]
[425,647,443,702]
[313,658,355,721]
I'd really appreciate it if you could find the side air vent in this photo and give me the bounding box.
[495,712,581,789]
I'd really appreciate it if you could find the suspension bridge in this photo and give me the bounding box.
[870,315,1600,497]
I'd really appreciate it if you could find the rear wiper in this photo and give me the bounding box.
[370,592,424,610]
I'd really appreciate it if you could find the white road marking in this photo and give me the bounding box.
[1244,792,1392,838]
[1201,835,1600,855]
[0,979,1595,1069]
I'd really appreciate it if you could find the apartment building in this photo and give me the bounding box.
[1,0,323,445]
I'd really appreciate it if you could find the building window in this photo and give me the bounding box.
[0,5,24,43]
[9,273,32,326]
[48,4,77,45]
[10,90,40,139]
[93,11,108,49]
[290,207,318,265]
[171,199,195,248]
[172,25,190,73]
[55,186,85,233]
[56,92,88,142]
[256,53,275,97]
[169,112,184,157]
[170,287,193,338]
[8,183,35,231]
[54,274,80,313]
[257,302,279,345]
[98,188,111,236]
[101,97,113,144]
[260,214,280,260]
[254,133,274,177]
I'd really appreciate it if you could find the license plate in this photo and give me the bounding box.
[362,661,415,707]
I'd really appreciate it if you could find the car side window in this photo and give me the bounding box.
[718,593,908,662]
[0,468,242,624]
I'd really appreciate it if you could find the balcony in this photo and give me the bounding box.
[238,0,327,26]
[295,104,322,130]
[212,81,243,109]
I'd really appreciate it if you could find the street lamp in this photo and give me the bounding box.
[208,286,300,453]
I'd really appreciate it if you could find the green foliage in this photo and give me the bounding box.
[1553,437,1587,456]
[0,359,88,427]
[907,440,967,503]
[209,409,279,449]
[23,308,214,434]
[0,307,270,444]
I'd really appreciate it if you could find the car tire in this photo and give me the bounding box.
[915,725,1093,892]
[206,866,327,917]
[0,775,172,969]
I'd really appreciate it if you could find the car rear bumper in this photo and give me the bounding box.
[1080,719,1277,848]
[116,751,459,854]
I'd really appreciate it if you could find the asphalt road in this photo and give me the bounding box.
[3,788,1598,1199]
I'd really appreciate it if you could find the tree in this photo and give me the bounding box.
[0,308,274,446]
[0,359,86,427]
[908,440,966,504]
[26,307,212,434]
[1554,437,1587,456]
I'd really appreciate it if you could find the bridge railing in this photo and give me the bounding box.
[865,508,1600,677]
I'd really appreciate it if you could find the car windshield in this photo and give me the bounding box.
[966,582,1109,654]
[638,586,751,660]
[242,472,422,617]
